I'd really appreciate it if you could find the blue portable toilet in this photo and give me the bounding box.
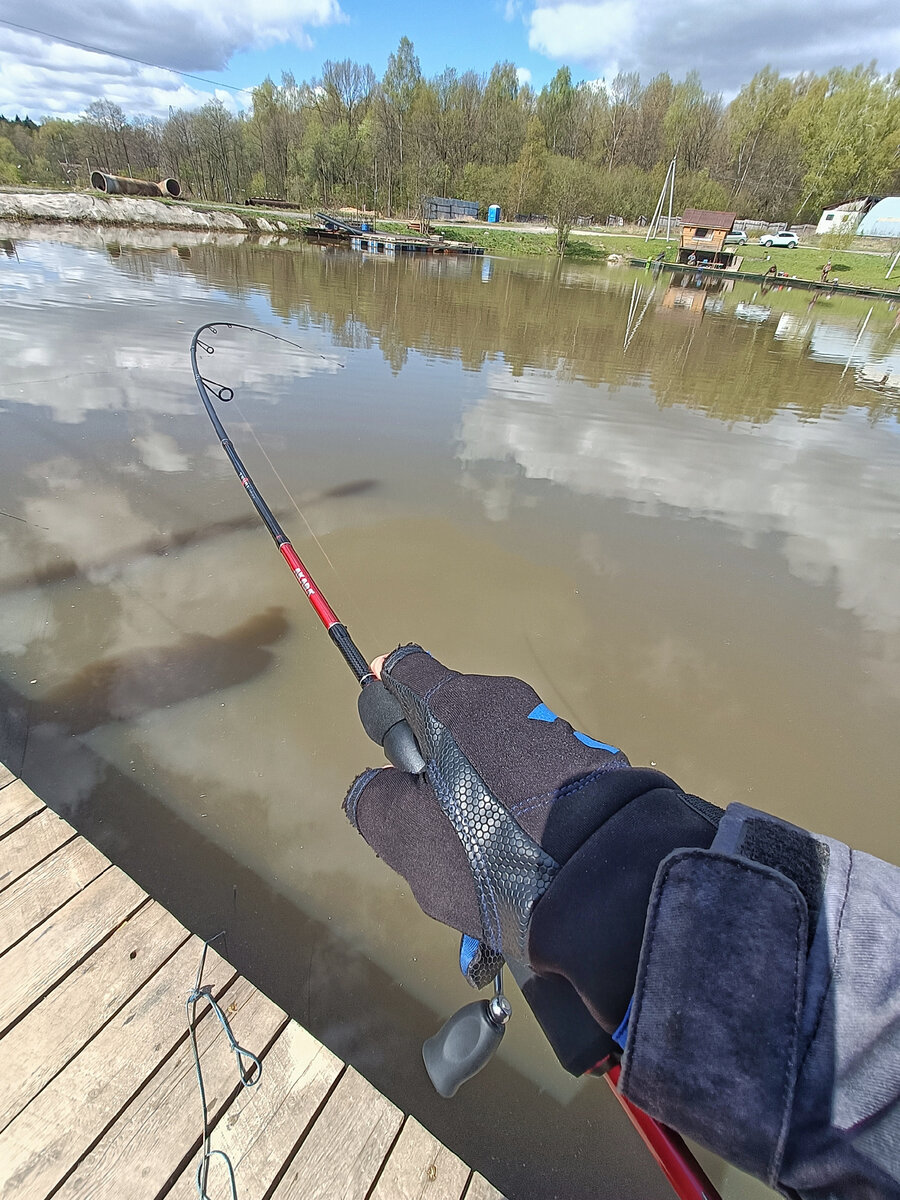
[487,204,501,224]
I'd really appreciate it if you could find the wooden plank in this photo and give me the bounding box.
[464,1175,506,1200]
[0,900,190,1132]
[61,976,286,1199]
[0,867,147,1035]
[0,836,110,954]
[270,1067,404,1200]
[0,763,14,789]
[0,937,235,1199]
[370,1117,471,1200]
[0,779,42,838]
[0,807,76,895]
[168,1020,344,1200]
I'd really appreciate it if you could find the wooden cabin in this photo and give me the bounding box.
[678,209,738,267]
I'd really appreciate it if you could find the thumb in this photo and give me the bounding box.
[344,766,482,938]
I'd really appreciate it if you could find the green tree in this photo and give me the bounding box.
[251,77,292,197]
[81,100,132,174]
[0,136,22,184]
[547,155,595,254]
[376,37,422,213]
[479,62,527,166]
[603,72,641,169]
[508,116,549,216]
[726,67,793,197]
[664,71,722,170]
[787,65,898,218]
[538,67,576,155]
[626,74,674,170]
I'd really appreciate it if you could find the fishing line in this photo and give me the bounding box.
[230,396,338,574]
[0,509,48,529]
[199,322,372,639]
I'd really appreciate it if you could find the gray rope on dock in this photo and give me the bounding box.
[187,935,262,1200]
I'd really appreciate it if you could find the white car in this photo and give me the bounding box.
[759,231,799,248]
[724,230,748,245]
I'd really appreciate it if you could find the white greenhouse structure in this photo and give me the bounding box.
[857,197,900,238]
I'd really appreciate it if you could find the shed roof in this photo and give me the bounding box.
[681,209,737,229]
[821,195,880,214]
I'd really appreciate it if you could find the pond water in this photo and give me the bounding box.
[2,226,900,1199]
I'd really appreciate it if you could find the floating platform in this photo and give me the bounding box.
[0,763,505,1200]
[304,226,484,256]
[630,258,900,301]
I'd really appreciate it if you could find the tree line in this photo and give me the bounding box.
[2,41,899,227]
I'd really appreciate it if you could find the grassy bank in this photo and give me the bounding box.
[425,220,897,289]
[377,221,609,260]
[606,234,898,291]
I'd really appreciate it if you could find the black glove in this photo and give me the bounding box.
[344,646,721,1069]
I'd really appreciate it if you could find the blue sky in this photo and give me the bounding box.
[216,2,556,94]
[1,0,899,121]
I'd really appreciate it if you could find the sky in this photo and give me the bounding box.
[1,0,900,122]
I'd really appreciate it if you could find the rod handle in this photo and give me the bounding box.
[358,681,426,774]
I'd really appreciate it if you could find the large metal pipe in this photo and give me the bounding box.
[91,172,181,199]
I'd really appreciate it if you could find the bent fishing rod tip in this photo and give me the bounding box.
[190,322,425,776]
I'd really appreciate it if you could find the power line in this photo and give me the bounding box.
[0,17,254,96]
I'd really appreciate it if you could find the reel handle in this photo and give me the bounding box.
[358,681,426,774]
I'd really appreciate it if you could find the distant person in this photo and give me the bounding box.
[687,252,697,265]
[821,260,832,283]
[345,646,900,1200]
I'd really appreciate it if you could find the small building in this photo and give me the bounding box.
[857,197,900,238]
[677,209,738,267]
[816,197,879,235]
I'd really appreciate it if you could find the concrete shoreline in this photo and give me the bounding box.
[0,188,305,234]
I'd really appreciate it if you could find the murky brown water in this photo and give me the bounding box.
[3,226,900,1199]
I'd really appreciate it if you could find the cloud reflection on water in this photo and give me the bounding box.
[460,367,900,638]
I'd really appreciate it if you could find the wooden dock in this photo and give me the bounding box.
[304,227,484,257]
[0,764,504,1200]
[630,257,900,300]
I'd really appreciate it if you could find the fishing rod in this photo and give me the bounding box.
[190,322,721,1200]
[190,322,424,775]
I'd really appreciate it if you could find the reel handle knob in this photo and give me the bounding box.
[423,996,512,1098]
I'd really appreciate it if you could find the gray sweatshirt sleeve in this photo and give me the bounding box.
[618,803,900,1199]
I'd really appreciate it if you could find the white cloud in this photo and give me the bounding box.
[0,0,346,119]
[526,0,900,91]
[515,66,532,86]
[0,29,235,120]
[529,2,634,65]
[4,0,344,73]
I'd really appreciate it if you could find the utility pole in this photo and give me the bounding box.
[646,155,677,241]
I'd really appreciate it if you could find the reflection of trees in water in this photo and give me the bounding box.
[116,242,900,425]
